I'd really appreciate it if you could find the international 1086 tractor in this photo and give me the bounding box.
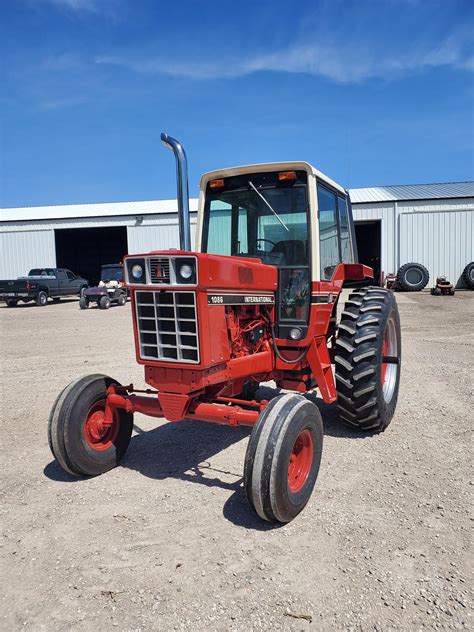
[49,134,401,523]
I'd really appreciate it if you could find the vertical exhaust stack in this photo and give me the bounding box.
[161,132,191,251]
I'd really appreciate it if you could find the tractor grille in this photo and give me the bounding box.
[135,290,199,363]
[149,257,171,284]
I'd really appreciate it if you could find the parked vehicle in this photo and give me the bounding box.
[49,133,402,525]
[79,264,127,310]
[0,268,88,307]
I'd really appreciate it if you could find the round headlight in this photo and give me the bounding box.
[179,264,193,279]
[131,264,143,279]
[289,327,302,340]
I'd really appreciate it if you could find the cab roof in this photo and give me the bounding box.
[199,161,346,195]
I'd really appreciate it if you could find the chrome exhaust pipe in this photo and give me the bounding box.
[161,132,191,251]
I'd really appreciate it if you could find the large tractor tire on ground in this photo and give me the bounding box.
[462,262,474,289]
[395,262,429,291]
[244,393,323,523]
[335,287,401,433]
[48,374,133,477]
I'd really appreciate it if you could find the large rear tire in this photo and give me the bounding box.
[244,393,323,523]
[48,374,133,477]
[335,287,401,433]
[396,262,429,292]
[462,262,474,289]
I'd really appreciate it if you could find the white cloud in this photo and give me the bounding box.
[95,30,473,83]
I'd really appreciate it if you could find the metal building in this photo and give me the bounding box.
[350,182,474,287]
[0,199,198,284]
[1,181,473,287]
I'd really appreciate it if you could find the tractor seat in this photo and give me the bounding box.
[270,240,307,265]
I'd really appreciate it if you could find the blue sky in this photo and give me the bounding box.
[1,0,473,208]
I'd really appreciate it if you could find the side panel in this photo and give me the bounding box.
[127,218,197,254]
[0,230,56,278]
[399,210,474,287]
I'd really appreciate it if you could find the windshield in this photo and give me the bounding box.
[202,170,308,267]
[101,266,123,281]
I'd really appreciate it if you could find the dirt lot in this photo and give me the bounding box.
[0,291,472,631]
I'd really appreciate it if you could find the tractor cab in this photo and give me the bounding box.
[197,162,357,337]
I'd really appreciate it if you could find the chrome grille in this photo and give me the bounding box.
[135,290,199,363]
[149,257,171,284]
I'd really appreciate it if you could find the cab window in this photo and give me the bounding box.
[317,185,340,280]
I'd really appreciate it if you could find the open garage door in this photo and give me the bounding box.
[354,220,382,285]
[55,226,128,286]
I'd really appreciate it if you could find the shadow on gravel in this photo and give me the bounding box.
[43,387,371,527]
[43,460,85,482]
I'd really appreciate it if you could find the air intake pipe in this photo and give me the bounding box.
[161,132,191,251]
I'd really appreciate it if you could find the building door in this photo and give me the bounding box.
[354,220,382,285]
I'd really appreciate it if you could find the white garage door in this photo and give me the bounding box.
[0,230,56,278]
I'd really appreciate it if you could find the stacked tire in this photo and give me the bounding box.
[395,262,429,292]
[463,262,474,289]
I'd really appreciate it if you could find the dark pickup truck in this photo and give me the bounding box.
[0,268,89,307]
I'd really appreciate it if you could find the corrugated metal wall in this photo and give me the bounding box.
[0,230,56,278]
[399,210,474,286]
[127,221,197,253]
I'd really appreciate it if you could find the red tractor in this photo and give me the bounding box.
[49,134,401,523]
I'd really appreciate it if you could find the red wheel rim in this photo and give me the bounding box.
[287,429,314,493]
[84,400,119,451]
[382,330,389,385]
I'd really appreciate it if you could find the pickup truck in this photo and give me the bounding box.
[0,268,89,307]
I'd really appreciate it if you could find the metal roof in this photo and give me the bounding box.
[0,198,200,223]
[348,181,474,204]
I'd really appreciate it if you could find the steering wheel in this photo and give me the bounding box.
[256,238,277,252]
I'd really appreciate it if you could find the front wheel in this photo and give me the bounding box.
[79,297,89,309]
[244,393,323,523]
[117,293,126,306]
[48,374,133,477]
[99,296,111,309]
[335,287,401,432]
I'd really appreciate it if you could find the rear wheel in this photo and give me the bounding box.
[48,374,133,477]
[117,293,126,306]
[244,393,323,523]
[36,291,48,306]
[99,296,111,309]
[6,299,18,307]
[396,262,429,292]
[52,297,61,303]
[335,287,401,432]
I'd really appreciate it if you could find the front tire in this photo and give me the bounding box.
[99,296,111,309]
[335,287,401,432]
[48,374,133,477]
[36,291,48,306]
[117,293,126,306]
[79,297,89,309]
[244,393,323,523]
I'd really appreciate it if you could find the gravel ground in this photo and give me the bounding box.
[0,291,472,631]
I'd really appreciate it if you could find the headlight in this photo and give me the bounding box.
[179,264,193,279]
[132,264,143,279]
[289,327,303,340]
